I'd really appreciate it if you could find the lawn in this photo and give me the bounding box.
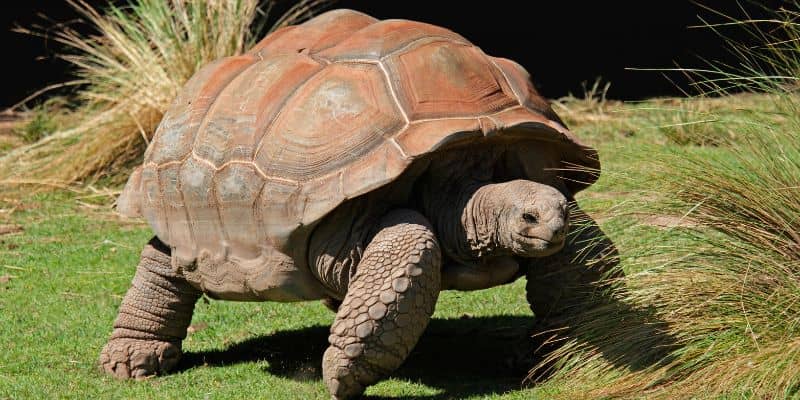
[0,92,733,399]
[0,187,573,399]
[1,0,798,397]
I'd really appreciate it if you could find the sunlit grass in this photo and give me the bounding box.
[2,1,799,398]
[526,2,800,398]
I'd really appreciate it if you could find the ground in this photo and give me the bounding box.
[0,93,775,399]
[0,191,544,399]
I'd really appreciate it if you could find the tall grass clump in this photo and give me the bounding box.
[0,0,331,188]
[527,3,800,398]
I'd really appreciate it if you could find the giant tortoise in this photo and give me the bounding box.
[100,9,603,399]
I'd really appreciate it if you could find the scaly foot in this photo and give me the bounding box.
[99,338,181,379]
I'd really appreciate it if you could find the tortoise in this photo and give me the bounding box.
[100,9,603,399]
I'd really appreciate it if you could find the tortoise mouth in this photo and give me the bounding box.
[516,231,557,241]
[511,231,565,256]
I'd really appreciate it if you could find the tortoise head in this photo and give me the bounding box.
[465,180,569,259]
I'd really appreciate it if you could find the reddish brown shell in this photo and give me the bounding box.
[118,9,599,266]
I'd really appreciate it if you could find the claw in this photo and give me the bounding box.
[99,338,181,379]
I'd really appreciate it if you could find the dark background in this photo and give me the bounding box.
[1,1,786,108]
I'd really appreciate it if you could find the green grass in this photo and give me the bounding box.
[528,124,800,399]
[516,3,800,397]
[1,88,793,398]
[3,2,799,398]
[0,191,545,399]
[0,84,743,398]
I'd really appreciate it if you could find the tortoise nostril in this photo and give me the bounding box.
[553,227,567,242]
[522,212,538,224]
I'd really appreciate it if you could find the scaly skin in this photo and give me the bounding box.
[99,238,201,379]
[323,210,441,400]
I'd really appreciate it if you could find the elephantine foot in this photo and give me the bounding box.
[322,210,442,400]
[99,338,181,379]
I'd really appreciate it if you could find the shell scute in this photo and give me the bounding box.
[299,171,345,226]
[215,163,265,259]
[395,118,482,157]
[385,42,516,120]
[159,163,194,264]
[141,165,169,243]
[491,57,565,124]
[180,157,224,262]
[255,62,404,181]
[317,19,469,62]
[342,142,409,199]
[148,56,256,165]
[250,9,377,56]
[257,179,302,248]
[193,55,324,167]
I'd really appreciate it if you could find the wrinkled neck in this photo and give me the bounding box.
[462,184,511,260]
[422,180,506,264]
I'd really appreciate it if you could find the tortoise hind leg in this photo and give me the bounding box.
[323,210,442,400]
[99,237,201,379]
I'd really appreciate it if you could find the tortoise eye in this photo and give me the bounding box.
[522,212,538,224]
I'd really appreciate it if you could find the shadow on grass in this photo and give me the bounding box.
[179,214,677,398]
[526,293,679,385]
[180,298,676,399]
[181,315,538,399]
[523,209,679,383]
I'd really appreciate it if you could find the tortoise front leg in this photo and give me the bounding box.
[323,210,442,400]
[99,237,201,378]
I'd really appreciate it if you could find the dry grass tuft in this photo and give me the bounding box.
[528,2,800,397]
[0,0,332,190]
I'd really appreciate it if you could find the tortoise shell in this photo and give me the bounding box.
[118,9,599,275]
